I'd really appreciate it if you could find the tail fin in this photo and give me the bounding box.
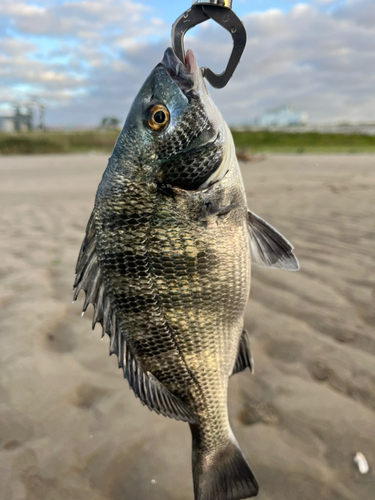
[190,425,259,500]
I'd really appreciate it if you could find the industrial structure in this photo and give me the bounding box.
[254,105,308,127]
[0,100,45,132]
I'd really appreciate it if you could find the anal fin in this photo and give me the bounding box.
[232,329,254,376]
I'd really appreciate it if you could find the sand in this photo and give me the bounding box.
[0,153,374,500]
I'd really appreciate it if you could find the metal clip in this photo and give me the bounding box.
[171,0,246,89]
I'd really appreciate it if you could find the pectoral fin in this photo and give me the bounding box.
[232,329,254,375]
[205,202,239,217]
[247,211,299,271]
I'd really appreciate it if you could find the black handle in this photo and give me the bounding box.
[171,3,246,89]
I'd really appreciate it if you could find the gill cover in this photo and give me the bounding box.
[107,48,225,191]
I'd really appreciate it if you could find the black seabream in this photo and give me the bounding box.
[74,48,299,500]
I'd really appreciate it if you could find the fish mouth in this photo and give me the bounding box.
[161,47,198,94]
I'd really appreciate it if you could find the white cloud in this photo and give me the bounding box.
[11,0,149,37]
[0,2,46,17]
[0,0,374,125]
[334,0,375,28]
[0,38,37,56]
[208,2,375,123]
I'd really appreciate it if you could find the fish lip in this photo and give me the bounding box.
[161,47,197,94]
[185,49,198,75]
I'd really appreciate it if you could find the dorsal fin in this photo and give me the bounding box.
[247,210,299,271]
[232,329,254,376]
[124,348,196,423]
[73,211,123,357]
[73,211,196,423]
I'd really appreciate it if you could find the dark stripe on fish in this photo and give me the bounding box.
[99,212,151,231]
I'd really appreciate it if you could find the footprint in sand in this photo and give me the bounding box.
[41,320,77,353]
[266,339,303,363]
[0,410,34,451]
[66,383,112,410]
[238,401,280,426]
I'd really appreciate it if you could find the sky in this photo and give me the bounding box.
[0,0,374,126]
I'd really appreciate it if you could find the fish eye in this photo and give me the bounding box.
[148,104,170,131]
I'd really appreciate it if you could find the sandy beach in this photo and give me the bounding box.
[0,153,374,500]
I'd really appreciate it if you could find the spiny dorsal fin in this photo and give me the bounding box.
[73,211,196,424]
[232,329,254,376]
[73,211,122,355]
[124,348,196,423]
[247,210,299,271]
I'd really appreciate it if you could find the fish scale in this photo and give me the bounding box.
[95,172,249,432]
[74,47,298,500]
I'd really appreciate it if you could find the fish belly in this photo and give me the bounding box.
[95,178,250,439]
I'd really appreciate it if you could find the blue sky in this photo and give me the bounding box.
[144,1,302,22]
[141,1,345,22]
[1,0,374,126]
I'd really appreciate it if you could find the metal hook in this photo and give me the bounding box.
[171,1,247,89]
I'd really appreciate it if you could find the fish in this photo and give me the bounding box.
[73,47,299,500]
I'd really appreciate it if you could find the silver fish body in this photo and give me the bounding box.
[74,48,298,500]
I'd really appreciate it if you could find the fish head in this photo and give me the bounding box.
[113,47,225,190]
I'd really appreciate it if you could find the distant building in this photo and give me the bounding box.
[0,111,15,132]
[255,105,308,127]
[0,105,33,132]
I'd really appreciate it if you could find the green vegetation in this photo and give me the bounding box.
[231,130,375,154]
[0,129,374,155]
[0,130,119,155]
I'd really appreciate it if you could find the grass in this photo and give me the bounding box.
[231,130,375,154]
[0,130,119,155]
[0,129,374,155]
